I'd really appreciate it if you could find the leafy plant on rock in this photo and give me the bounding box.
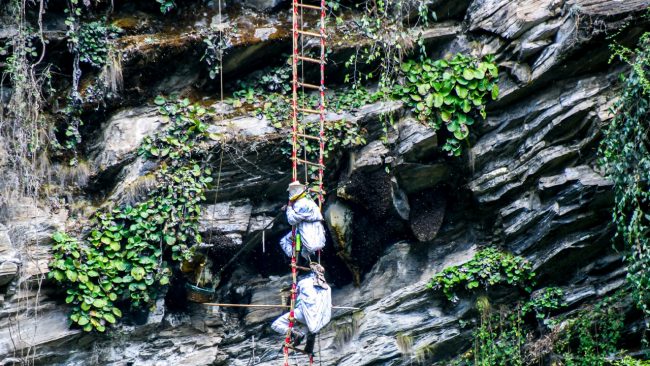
[76,20,120,68]
[394,54,499,156]
[442,298,527,366]
[50,97,215,332]
[258,62,292,93]
[428,247,535,303]
[50,231,126,332]
[522,287,566,325]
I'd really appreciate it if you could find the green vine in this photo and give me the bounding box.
[342,0,434,91]
[555,299,625,366]
[600,33,650,323]
[49,97,215,332]
[446,294,637,366]
[615,357,650,366]
[201,22,234,80]
[427,247,535,303]
[0,1,52,200]
[522,287,566,325]
[60,2,122,159]
[473,300,525,366]
[76,20,120,69]
[227,65,374,169]
[394,54,499,156]
[341,0,434,146]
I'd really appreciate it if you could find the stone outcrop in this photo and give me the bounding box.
[90,107,161,180]
[1,0,648,365]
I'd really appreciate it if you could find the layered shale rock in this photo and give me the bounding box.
[1,0,648,365]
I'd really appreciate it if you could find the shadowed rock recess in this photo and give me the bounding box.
[1,0,649,365]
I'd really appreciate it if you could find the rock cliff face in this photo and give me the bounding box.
[1,0,649,365]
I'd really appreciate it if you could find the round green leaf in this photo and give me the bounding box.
[434,93,444,108]
[417,84,429,96]
[454,124,469,140]
[52,270,65,281]
[455,85,468,99]
[93,298,107,308]
[103,313,116,324]
[447,120,459,132]
[491,84,499,100]
[110,241,121,251]
[131,267,145,281]
[441,111,452,122]
[87,270,99,277]
[52,232,65,243]
[66,270,78,282]
[461,99,471,113]
[164,235,176,246]
[77,316,90,326]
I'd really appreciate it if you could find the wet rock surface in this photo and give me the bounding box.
[1,0,649,365]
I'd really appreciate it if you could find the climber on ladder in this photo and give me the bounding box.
[272,262,331,355]
[279,181,326,260]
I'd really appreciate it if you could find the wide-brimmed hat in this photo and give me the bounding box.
[287,180,306,191]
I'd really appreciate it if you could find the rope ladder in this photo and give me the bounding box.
[284,0,327,364]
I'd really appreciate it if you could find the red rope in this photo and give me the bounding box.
[285,0,300,361]
[318,0,326,208]
[290,0,299,183]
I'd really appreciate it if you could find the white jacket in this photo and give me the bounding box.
[296,274,332,333]
[286,197,326,254]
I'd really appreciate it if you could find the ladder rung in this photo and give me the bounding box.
[296,3,323,10]
[291,264,312,271]
[297,82,321,90]
[297,107,322,114]
[297,133,324,141]
[296,30,324,38]
[292,157,325,168]
[296,55,323,64]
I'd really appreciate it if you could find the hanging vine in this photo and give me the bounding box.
[0,0,52,201]
[600,32,650,325]
[393,54,499,156]
[341,0,435,144]
[49,97,216,332]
